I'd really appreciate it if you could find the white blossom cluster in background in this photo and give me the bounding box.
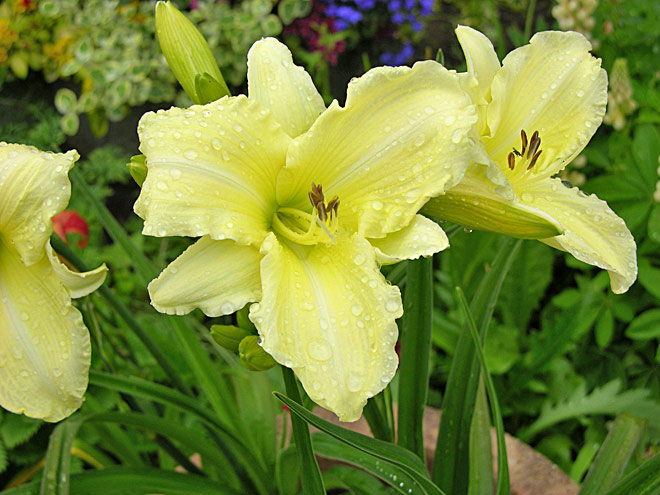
[552,0,599,47]
[604,58,638,131]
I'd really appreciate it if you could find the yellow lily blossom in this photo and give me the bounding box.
[423,27,637,294]
[0,143,107,422]
[135,38,479,421]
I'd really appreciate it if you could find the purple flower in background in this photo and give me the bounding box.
[380,42,414,65]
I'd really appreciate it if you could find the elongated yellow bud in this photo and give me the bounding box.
[423,191,563,240]
[155,1,230,104]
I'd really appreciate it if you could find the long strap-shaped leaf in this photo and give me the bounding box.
[89,371,269,494]
[40,415,86,495]
[432,238,520,494]
[398,256,434,459]
[580,412,647,495]
[456,288,509,495]
[602,454,660,495]
[281,368,325,495]
[8,468,242,495]
[275,393,445,495]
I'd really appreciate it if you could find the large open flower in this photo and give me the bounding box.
[0,143,107,421]
[422,26,637,293]
[135,38,479,421]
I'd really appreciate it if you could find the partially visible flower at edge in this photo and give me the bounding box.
[422,26,637,294]
[134,37,479,421]
[0,143,108,421]
[52,209,90,248]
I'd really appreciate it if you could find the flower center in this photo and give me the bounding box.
[507,129,543,173]
[271,182,340,246]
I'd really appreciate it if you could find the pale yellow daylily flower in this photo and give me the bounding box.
[135,38,479,421]
[423,26,637,294]
[0,143,107,422]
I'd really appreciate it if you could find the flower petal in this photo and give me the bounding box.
[45,242,107,298]
[485,31,607,178]
[149,236,262,316]
[251,232,401,421]
[0,241,90,422]
[525,178,637,293]
[456,25,500,135]
[0,143,78,266]
[456,25,500,93]
[276,61,478,239]
[369,214,448,265]
[134,96,291,246]
[422,164,564,239]
[247,38,325,138]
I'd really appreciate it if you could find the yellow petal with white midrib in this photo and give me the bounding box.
[485,31,607,179]
[135,95,290,247]
[247,38,325,139]
[0,240,90,422]
[250,232,401,422]
[148,236,262,317]
[276,61,478,240]
[525,178,637,293]
[0,143,77,266]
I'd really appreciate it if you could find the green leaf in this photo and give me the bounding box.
[648,204,660,243]
[638,257,660,300]
[520,380,660,442]
[499,241,554,329]
[260,15,283,36]
[313,434,436,495]
[5,468,241,495]
[579,412,646,495]
[54,89,77,114]
[0,414,42,449]
[468,382,494,495]
[60,113,79,136]
[275,445,300,495]
[275,393,442,494]
[455,288,509,495]
[281,367,325,495]
[632,124,660,187]
[40,414,86,495]
[625,309,660,340]
[595,309,615,348]
[432,238,520,495]
[601,454,660,495]
[0,436,7,475]
[323,465,395,495]
[398,256,433,459]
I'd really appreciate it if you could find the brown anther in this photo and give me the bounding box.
[308,183,339,222]
[520,129,528,156]
[527,130,540,159]
[527,149,542,170]
[508,152,516,170]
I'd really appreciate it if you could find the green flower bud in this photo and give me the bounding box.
[127,154,147,187]
[211,324,254,353]
[239,336,277,371]
[155,1,230,104]
[236,305,257,333]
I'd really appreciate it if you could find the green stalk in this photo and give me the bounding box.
[281,367,325,495]
[397,256,434,460]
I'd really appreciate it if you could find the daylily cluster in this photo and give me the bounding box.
[0,143,107,422]
[134,37,480,421]
[423,26,637,294]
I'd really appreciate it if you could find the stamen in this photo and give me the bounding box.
[527,130,540,159]
[508,152,516,170]
[527,149,542,170]
[508,129,543,172]
[308,182,340,222]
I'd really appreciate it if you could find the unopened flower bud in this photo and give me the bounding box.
[155,1,230,104]
[211,324,254,353]
[127,154,147,187]
[239,336,277,371]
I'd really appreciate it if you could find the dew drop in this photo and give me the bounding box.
[351,304,364,316]
[372,200,383,211]
[308,340,332,361]
[183,149,198,160]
